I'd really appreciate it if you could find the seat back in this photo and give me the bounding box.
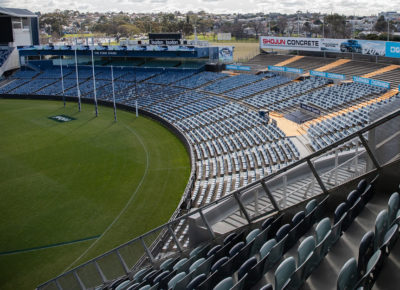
[337,258,358,290]
[213,277,234,290]
[173,258,188,272]
[305,199,317,216]
[358,231,375,276]
[246,228,260,244]
[186,274,207,290]
[229,242,245,257]
[207,245,222,258]
[261,216,274,230]
[276,224,291,242]
[374,210,389,250]
[211,256,229,273]
[346,190,359,207]
[357,179,367,194]
[388,192,399,225]
[153,270,169,284]
[334,202,347,224]
[223,232,237,245]
[189,258,205,273]
[316,218,331,244]
[292,211,305,227]
[274,257,296,290]
[133,268,151,283]
[297,236,315,266]
[260,239,277,259]
[168,272,186,289]
[250,227,269,256]
[238,257,257,280]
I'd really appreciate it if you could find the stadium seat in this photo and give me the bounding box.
[186,273,207,290]
[357,250,383,289]
[358,231,375,276]
[337,258,358,290]
[315,218,332,262]
[388,192,399,225]
[213,277,234,290]
[238,256,257,281]
[374,210,389,250]
[168,272,186,289]
[275,257,296,290]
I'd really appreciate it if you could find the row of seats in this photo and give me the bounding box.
[337,190,400,290]
[307,93,400,151]
[0,48,11,67]
[243,77,328,110]
[203,74,263,94]
[100,184,338,290]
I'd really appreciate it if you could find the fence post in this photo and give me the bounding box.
[199,209,216,239]
[168,224,183,252]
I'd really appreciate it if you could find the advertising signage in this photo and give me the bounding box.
[225,65,251,71]
[260,36,390,57]
[386,42,400,58]
[261,37,320,51]
[309,70,346,80]
[268,65,304,74]
[353,76,391,89]
[149,39,181,45]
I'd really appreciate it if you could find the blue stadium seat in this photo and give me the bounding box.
[274,257,296,290]
[337,258,358,290]
[358,231,375,277]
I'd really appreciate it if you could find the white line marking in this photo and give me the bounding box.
[62,121,150,272]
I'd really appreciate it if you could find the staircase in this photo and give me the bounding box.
[314,59,352,72]
[273,56,305,67]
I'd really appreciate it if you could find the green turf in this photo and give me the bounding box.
[0,99,190,289]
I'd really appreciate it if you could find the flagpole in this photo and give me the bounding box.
[91,49,98,117]
[111,65,117,121]
[135,67,138,118]
[60,56,65,108]
[74,45,81,112]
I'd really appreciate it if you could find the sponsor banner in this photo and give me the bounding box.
[49,115,76,123]
[218,46,234,62]
[320,38,346,52]
[261,36,320,51]
[300,103,321,115]
[225,64,251,71]
[310,70,346,80]
[386,42,400,58]
[149,39,181,45]
[268,65,303,74]
[260,36,387,56]
[353,76,391,89]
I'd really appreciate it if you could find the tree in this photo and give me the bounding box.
[324,14,350,38]
[374,15,396,33]
[248,21,264,39]
[277,17,288,35]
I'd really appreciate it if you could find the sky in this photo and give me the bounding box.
[0,0,399,15]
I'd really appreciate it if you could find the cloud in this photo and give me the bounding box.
[0,0,394,15]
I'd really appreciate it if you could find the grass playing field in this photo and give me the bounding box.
[0,99,190,289]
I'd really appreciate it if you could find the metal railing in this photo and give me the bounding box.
[37,107,400,290]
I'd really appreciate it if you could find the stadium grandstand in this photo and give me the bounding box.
[1,10,400,290]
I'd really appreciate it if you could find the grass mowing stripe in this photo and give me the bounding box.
[62,121,150,272]
[0,235,100,256]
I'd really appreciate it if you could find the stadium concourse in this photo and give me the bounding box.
[1,53,400,290]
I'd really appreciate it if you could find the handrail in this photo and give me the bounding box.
[31,97,400,289]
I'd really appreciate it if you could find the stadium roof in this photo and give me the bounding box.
[0,7,37,17]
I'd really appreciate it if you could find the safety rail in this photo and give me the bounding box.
[36,105,400,290]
